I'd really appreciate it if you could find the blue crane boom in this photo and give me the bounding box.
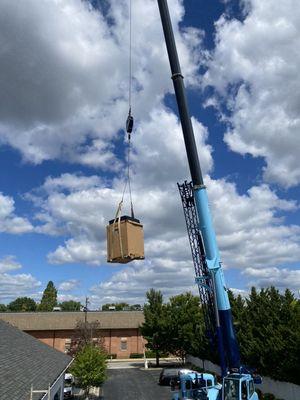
[156,0,261,399]
[156,0,240,375]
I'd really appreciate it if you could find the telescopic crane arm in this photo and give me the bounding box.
[157,0,240,376]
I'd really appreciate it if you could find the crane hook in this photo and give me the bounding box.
[126,108,134,139]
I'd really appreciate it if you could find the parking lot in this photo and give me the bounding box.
[101,361,172,400]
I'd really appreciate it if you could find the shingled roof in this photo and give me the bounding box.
[0,311,144,331]
[0,320,72,400]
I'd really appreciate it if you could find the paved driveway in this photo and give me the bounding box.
[102,365,171,400]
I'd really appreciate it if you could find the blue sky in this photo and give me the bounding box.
[0,0,299,308]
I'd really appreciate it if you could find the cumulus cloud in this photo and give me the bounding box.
[25,164,300,304]
[25,105,211,265]
[0,256,22,273]
[132,109,213,188]
[243,267,300,291]
[57,293,84,304]
[207,178,300,269]
[2,0,298,304]
[43,173,102,193]
[48,238,104,265]
[88,177,300,305]
[58,279,80,292]
[0,0,203,167]
[90,258,196,307]
[0,256,41,302]
[22,93,299,303]
[204,0,300,187]
[0,193,33,234]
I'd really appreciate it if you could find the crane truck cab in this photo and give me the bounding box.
[171,369,221,400]
[223,374,258,400]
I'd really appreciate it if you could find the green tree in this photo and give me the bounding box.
[60,300,81,311]
[70,344,107,398]
[69,320,104,357]
[229,287,300,385]
[38,281,57,311]
[0,304,7,312]
[141,289,168,366]
[131,304,142,310]
[166,292,204,363]
[7,297,37,312]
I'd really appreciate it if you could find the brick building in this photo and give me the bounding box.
[0,311,145,358]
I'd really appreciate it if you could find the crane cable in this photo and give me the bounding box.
[127,0,134,218]
[117,0,134,220]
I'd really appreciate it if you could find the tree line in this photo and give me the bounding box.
[0,282,144,312]
[141,287,300,385]
[101,302,142,311]
[0,281,81,312]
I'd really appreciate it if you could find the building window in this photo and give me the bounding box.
[120,338,127,351]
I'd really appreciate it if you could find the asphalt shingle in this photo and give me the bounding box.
[0,320,72,400]
[0,311,144,330]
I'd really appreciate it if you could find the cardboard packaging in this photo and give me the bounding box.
[107,215,145,263]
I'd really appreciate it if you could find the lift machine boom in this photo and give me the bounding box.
[157,1,261,399]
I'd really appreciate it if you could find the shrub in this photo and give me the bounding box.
[130,353,143,358]
[70,344,107,396]
[263,394,276,400]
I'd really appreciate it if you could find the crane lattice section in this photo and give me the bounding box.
[178,181,216,344]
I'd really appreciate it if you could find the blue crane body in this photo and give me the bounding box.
[156,0,261,399]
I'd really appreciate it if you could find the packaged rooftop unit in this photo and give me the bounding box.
[107,215,144,263]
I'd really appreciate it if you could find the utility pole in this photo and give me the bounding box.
[84,297,89,325]
[83,296,90,344]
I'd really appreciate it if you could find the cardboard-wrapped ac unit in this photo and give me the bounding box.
[107,215,144,263]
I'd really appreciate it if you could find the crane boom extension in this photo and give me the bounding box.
[157,0,240,376]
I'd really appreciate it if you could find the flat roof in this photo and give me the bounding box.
[0,311,144,331]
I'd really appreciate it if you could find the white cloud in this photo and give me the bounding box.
[26,168,300,304]
[0,193,33,234]
[0,256,41,303]
[88,177,300,305]
[243,267,300,291]
[132,109,213,188]
[204,0,300,187]
[48,238,103,265]
[90,259,196,308]
[24,104,211,265]
[57,293,84,303]
[0,0,202,167]
[230,288,249,298]
[43,173,102,193]
[2,0,298,303]
[207,178,300,269]
[0,255,21,273]
[58,279,80,292]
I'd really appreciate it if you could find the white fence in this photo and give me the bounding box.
[187,355,300,400]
